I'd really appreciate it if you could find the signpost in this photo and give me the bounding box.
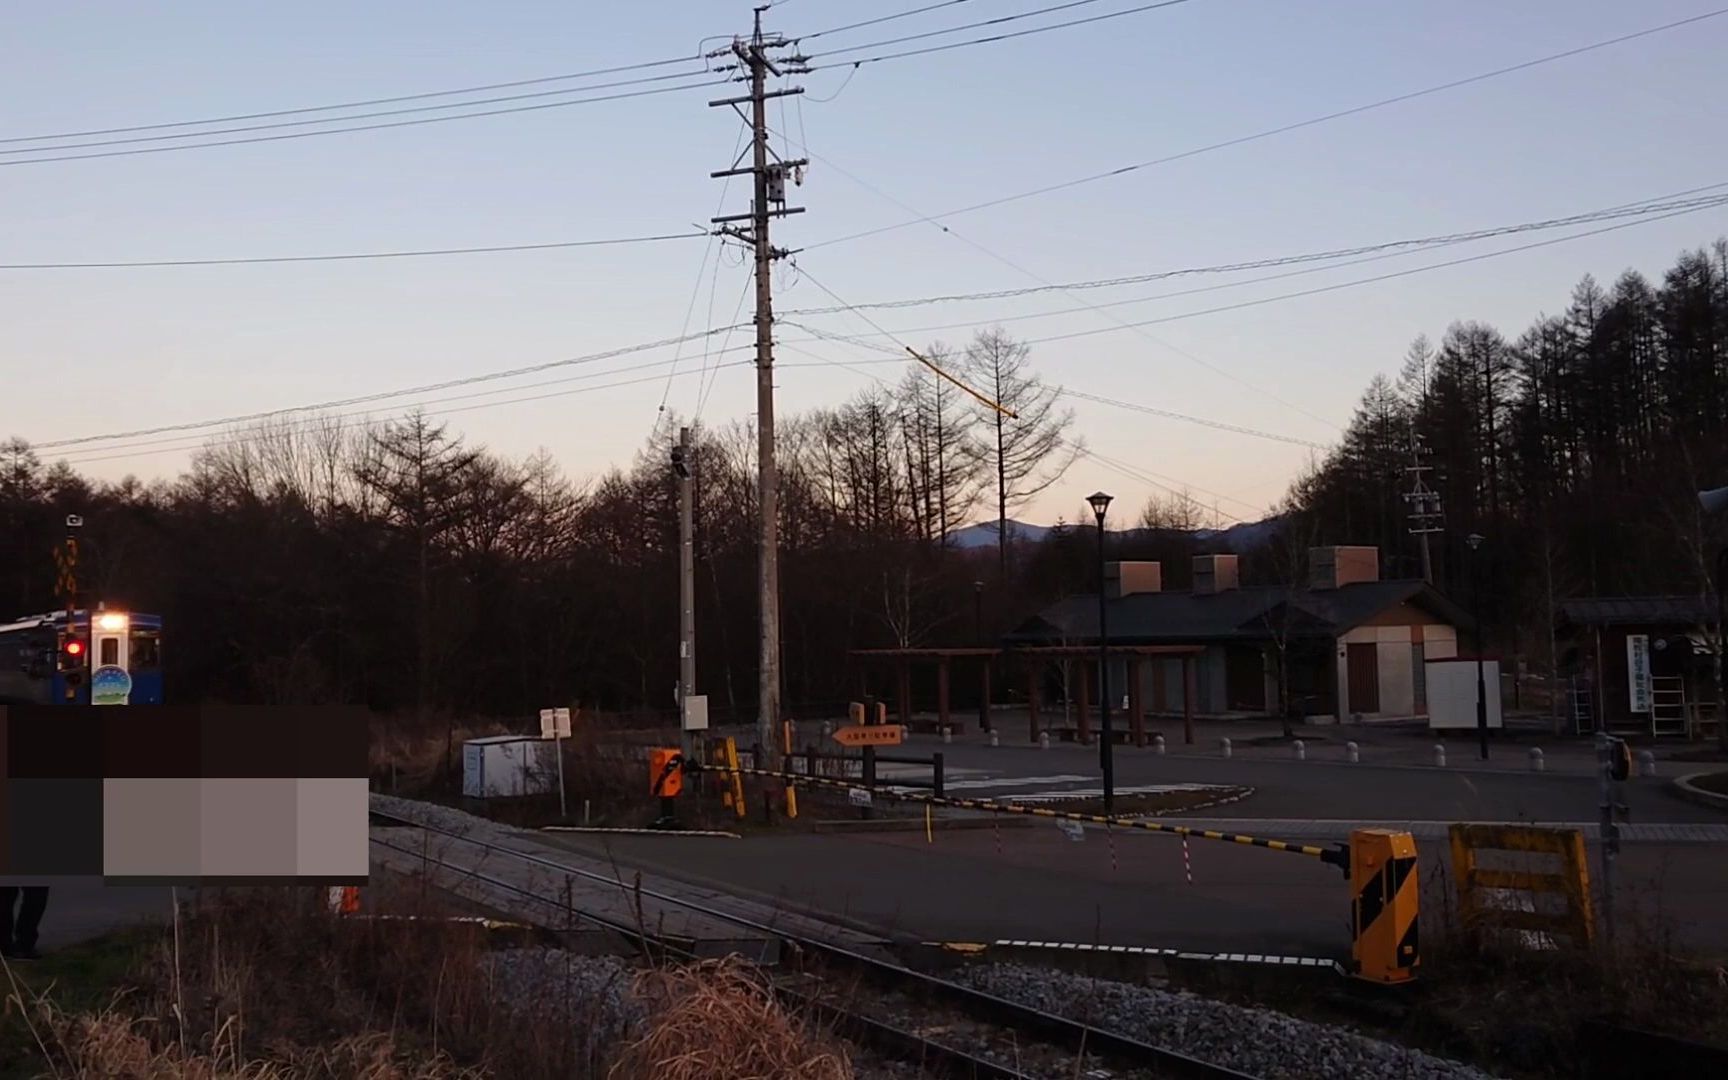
[1626,635,1652,714]
[831,723,905,748]
[539,707,573,819]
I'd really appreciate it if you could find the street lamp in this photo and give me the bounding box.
[1087,491,1115,815]
[1466,533,1488,760]
[973,580,984,647]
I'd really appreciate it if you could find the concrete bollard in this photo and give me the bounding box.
[989,730,1000,748]
[942,727,953,745]
[1153,734,1166,755]
[1292,739,1306,761]
[1345,741,1359,763]
[822,721,833,740]
[1039,731,1050,750]
[1638,750,1656,778]
[1220,737,1232,759]
[1433,743,1446,767]
[1529,747,1545,773]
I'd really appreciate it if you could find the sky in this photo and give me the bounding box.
[4,1,1726,529]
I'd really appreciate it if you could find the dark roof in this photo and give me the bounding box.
[1555,595,1718,627]
[1005,580,1470,646]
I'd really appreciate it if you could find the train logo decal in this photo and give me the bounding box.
[91,664,133,706]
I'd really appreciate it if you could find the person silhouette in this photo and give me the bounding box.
[0,886,48,960]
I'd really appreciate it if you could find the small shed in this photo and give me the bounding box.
[461,735,559,799]
[1555,596,1720,739]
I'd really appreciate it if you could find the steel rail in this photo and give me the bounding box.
[370,808,1254,1078]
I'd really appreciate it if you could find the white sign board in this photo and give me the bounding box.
[539,707,572,739]
[847,787,873,807]
[1423,659,1505,731]
[1056,819,1086,842]
[682,693,710,732]
[1626,635,1651,714]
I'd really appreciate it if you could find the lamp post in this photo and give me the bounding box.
[973,580,984,647]
[1466,532,1488,760]
[1087,491,1114,815]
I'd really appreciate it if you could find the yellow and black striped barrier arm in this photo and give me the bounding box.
[689,761,1350,872]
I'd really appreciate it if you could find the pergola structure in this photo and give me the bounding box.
[849,644,1206,745]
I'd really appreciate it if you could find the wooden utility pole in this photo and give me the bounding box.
[674,426,696,760]
[709,9,806,762]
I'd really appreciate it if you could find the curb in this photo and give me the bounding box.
[810,815,1036,834]
[1669,772,1728,812]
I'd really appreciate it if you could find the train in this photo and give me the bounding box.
[0,607,163,706]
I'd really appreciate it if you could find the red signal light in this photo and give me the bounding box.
[65,639,85,657]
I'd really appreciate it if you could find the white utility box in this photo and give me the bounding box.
[1425,659,1504,731]
[461,735,560,798]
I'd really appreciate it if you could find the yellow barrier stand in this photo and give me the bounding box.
[724,737,747,820]
[1448,824,1593,946]
[1350,829,1420,984]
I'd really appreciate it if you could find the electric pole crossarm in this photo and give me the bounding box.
[712,158,807,178]
[712,207,805,223]
[708,88,804,107]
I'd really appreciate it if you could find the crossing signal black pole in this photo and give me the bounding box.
[1088,491,1114,815]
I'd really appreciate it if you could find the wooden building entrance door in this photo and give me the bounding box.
[1347,642,1380,714]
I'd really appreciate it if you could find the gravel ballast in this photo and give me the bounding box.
[480,948,645,1044]
[953,962,1501,1080]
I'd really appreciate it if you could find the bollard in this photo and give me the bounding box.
[822,721,833,740]
[1220,737,1232,759]
[1529,747,1545,773]
[1293,739,1306,761]
[1346,741,1359,764]
[1433,743,1446,767]
[1638,750,1656,778]
[1153,734,1166,755]
[1039,731,1050,750]
[942,726,953,745]
[989,730,1000,748]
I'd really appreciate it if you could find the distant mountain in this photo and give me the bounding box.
[949,520,1050,549]
[947,516,1281,552]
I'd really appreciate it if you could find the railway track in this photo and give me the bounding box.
[369,807,1257,1079]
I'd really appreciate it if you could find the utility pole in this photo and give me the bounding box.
[673,427,696,760]
[1403,433,1442,584]
[709,9,806,763]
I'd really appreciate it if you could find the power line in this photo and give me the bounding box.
[1020,200,1728,347]
[0,77,726,167]
[806,7,1728,250]
[0,68,712,158]
[795,144,1342,428]
[804,0,1197,68]
[806,0,1119,57]
[0,230,707,270]
[796,0,979,42]
[0,56,707,146]
[1059,388,1328,451]
[29,322,752,450]
[784,183,1728,314]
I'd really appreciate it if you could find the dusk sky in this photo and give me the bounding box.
[5,1,1726,527]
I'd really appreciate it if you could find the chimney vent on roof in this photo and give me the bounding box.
[1105,561,1161,599]
[1192,554,1239,595]
[1309,546,1380,590]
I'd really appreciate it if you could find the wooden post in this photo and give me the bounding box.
[897,657,912,726]
[1183,654,1197,745]
[978,659,992,732]
[1076,658,1093,745]
[1027,658,1042,742]
[1152,658,1167,713]
[1128,656,1145,746]
[937,655,952,735]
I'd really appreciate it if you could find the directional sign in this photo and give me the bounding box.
[832,723,904,748]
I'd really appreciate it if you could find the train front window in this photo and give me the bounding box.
[131,632,160,668]
[100,638,119,666]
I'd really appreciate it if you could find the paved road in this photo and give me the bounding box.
[542,825,1728,959]
[880,734,1728,825]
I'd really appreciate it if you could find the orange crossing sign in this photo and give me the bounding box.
[832,723,904,747]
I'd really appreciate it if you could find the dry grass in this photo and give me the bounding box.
[12,886,613,1080]
[608,957,852,1080]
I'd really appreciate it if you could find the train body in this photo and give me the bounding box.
[0,608,163,705]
